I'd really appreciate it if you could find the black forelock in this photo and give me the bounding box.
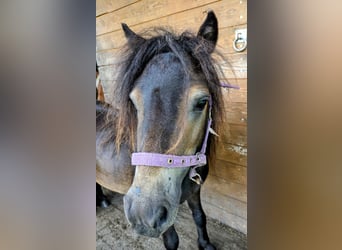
[105,27,226,154]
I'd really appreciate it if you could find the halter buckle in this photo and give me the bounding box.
[189,164,204,185]
[190,173,203,185]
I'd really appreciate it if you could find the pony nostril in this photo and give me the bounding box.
[156,206,168,228]
[146,206,168,229]
[160,207,168,223]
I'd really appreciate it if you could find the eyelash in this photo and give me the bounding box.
[194,98,208,111]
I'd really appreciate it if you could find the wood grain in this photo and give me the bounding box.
[202,185,247,218]
[202,202,247,234]
[216,142,247,166]
[221,79,247,103]
[215,53,247,79]
[96,0,247,51]
[203,174,247,202]
[96,0,139,17]
[224,102,247,125]
[219,123,247,146]
[96,0,218,35]
[210,159,247,185]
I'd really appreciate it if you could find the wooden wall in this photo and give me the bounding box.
[96,0,247,234]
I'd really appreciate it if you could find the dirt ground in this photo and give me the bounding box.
[96,189,247,250]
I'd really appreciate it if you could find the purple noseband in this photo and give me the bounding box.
[131,153,207,169]
[131,83,239,185]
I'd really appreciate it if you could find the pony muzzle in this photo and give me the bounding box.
[123,190,176,237]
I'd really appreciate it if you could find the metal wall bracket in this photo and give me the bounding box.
[233,28,247,52]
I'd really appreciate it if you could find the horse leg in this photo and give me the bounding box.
[96,183,110,208]
[187,189,216,250]
[162,225,179,250]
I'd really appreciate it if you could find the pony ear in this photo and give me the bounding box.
[121,23,145,46]
[197,11,218,53]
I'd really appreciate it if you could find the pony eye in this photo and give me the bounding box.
[194,98,208,111]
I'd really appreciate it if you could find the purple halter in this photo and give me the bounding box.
[131,83,239,185]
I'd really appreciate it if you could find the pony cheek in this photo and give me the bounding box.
[183,115,207,153]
